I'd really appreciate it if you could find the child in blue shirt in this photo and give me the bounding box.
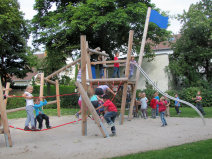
[34,98,51,130]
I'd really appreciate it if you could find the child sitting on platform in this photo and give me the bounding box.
[34,98,51,130]
[96,95,117,136]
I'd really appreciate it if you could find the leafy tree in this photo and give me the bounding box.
[31,0,170,70]
[0,0,35,85]
[169,0,212,88]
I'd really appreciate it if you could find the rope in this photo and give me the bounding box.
[111,81,122,101]
[9,118,82,132]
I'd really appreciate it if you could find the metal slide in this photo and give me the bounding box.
[132,62,206,125]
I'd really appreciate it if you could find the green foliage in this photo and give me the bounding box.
[31,0,171,61]
[0,0,34,85]
[169,0,212,88]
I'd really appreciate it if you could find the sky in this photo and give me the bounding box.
[19,0,200,50]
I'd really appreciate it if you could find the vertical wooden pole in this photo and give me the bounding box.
[39,73,44,101]
[0,78,12,147]
[129,7,151,120]
[4,82,10,106]
[86,41,94,95]
[103,56,107,79]
[120,30,134,124]
[55,80,61,117]
[81,35,87,136]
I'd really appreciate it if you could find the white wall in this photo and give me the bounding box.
[137,54,170,92]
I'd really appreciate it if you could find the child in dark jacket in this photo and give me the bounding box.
[34,98,51,130]
[158,97,167,127]
[96,95,117,136]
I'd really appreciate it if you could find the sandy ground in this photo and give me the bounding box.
[0,115,212,159]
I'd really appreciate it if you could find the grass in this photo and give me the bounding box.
[111,139,212,159]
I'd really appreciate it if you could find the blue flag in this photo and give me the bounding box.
[149,10,168,29]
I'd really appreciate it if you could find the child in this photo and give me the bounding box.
[75,95,82,119]
[112,52,120,78]
[34,98,51,130]
[158,97,167,127]
[76,64,82,82]
[129,56,136,79]
[150,95,157,119]
[95,85,116,96]
[154,92,160,117]
[164,96,170,117]
[96,95,117,136]
[192,91,205,115]
[22,85,36,130]
[140,93,148,119]
[98,55,104,78]
[174,94,180,115]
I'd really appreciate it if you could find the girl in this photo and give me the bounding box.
[140,93,148,119]
[158,97,167,127]
[22,85,36,130]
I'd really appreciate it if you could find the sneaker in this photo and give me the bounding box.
[161,124,165,127]
[165,123,168,126]
[75,113,79,119]
[47,126,52,129]
[109,133,116,137]
[31,126,38,131]
[24,126,30,131]
[109,122,115,128]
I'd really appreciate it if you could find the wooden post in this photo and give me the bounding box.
[129,7,151,120]
[86,41,94,95]
[39,73,44,101]
[55,80,61,117]
[76,82,109,138]
[4,82,10,106]
[0,78,12,147]
[81,35,87,136]
[120,30,134,124]
[102,55,107,78]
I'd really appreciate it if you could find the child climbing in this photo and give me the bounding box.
[158,96,167,127]
[95,85,116,96]
[34,98,52,130]
[22,85,36,131]
[192,91,205,115]
[96,94,117,136]
[112,52,120,78]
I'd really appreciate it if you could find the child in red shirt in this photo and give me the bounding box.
[96,94,117,136]
[150,96,157,119]
[158,96,167,127]
[112,52,120,78]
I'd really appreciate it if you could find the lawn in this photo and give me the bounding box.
[111,139,212,159]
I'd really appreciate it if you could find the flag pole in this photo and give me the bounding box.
[128,7,151,120]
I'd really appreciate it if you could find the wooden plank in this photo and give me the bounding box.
[0,128,3,134]
[106,64,125,67]
[102,56,107,78]
[87,77,128,83]
[129,7,151,121]
[46,58,81,80]
[76,82,108,138]
[0,78,12,147]
[6,100,58,113]
[91,60,126,65]
[81,35,87,136]
[39,73,44,101]
[44,78,56,85]
[55,80,61,117]
[87,48,109,57]
[4,82,10,106]
[120,30,134,125]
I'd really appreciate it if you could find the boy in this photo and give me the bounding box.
[174,94,180,115]
[34,98,51,130]
[96,95,117,136]
[112,52,120,78]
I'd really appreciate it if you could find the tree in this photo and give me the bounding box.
[0,0,35,85]
[31,0,170,68]
[169,0,212,88]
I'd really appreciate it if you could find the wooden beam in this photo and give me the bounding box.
[39,73,44,101]
[129,7,151,121]
[76,82,109,138]
[81,35,87,136]
[4,82,10,106]
[46,58,81,80]
[87,48,109,57]
[6,100,58,113]
[87,77,128,83]
[44,78,56,85]
[0,78,12,147]
[106,64,126,67]
[55,80,61,117]
[0,128,4,134]
[91,60,126,65]
[120,30,134,125]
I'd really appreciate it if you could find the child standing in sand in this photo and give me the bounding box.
[158,97,167,127]
[22,85,36,130]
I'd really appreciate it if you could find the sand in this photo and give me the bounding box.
[0,115,212,159]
